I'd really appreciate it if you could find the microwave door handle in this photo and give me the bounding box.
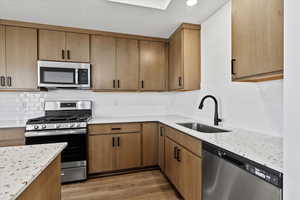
[75,69,79,85]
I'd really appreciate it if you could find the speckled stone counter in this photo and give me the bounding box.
[0,143,67,200]
[89,115,283,173]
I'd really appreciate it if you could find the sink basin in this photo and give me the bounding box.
[177,123,230,133]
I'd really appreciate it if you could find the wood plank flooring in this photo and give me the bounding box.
[62,170,182,200]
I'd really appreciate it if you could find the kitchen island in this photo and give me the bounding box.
[0,143,67,200]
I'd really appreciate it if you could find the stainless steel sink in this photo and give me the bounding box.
[177,123,230,133]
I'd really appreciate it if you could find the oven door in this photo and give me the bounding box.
[25,129,87,183]
[25,130,87,163]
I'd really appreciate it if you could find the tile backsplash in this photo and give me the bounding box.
[0,90,171,121]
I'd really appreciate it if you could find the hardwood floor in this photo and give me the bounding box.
[62,170,182,200]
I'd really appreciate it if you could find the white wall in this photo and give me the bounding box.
[283,0,300,198]
[168,2,283,137]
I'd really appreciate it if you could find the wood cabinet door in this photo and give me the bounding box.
[91,35,116,90]
[232,0,283,79]
[0,25,5,89]
[142,123,158,166]
[66,32,90,62]
[6,26,37,89]
[88,134,116,173]
[158,124,165,171]
[116,133,141,170]
[178,147,202,200]
[164,137,179,189]
[169,31,183,90]
[140,41,166,91]
[116,38,139,90]
[39,29,66,61]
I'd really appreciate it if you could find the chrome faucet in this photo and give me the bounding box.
[199,95,222,126]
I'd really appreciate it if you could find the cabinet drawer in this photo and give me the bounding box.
[165,126,202,157]
[88,123,141,135]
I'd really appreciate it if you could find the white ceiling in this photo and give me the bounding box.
[107,0,172,10]
[0,0,228,38]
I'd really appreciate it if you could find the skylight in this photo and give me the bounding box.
[107,0,172,10]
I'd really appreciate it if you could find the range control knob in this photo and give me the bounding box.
[70,124,75,128]
[77,124,81,128]
[34,125,39,130]
[42,125,47,129]
[56,124,61,129]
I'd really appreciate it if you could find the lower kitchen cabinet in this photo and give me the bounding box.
[165,137,202,200]
[165,137,180,188]
[158,124,165,171]
[88,134,115,173]
[142,122,158,166]
[88,131,141,174]
[116,133,141,169]
[0,128,25,147]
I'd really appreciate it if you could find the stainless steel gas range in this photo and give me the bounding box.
[25,100,92,183]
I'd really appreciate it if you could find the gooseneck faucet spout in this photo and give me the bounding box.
[199,95,222,126]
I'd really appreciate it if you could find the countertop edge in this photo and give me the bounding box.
[11,143,67,200]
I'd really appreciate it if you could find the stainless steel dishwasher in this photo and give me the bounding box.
[203,143,283,200]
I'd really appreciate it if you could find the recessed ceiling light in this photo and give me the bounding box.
[186,0,198,7]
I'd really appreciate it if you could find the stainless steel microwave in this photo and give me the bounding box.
[38,61,91,89]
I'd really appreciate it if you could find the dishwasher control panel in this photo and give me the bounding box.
[245,164,282,187]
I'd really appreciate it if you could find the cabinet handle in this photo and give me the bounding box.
[117,80,120,88]
[113,80,116,88]
[176,148,181,162]
[117,137,120,147]
[141,80,144,89]
[62,49,65,59]
[67,50,70,60]
[7,76,12,87]
[231,59,236,75]
[174,147,178,159]
[111,127,121,131]
[178,77,182,87]
[112,137,115,147]
[160,127,164,137]
[0,76,5,87]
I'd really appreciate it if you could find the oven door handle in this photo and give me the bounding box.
[25,128,87,137]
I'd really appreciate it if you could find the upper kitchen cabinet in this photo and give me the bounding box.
[92,36,139,91]
[232,0,283,82]
[39,30,90,62]
[169,23,201,91]
[1,26,37,90]
[91,35,116,90]
[116,38,139,90]
[140,41,167,91]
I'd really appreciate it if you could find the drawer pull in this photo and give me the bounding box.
[111,127,121,131]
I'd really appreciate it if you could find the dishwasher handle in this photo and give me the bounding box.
[220,152,245,168]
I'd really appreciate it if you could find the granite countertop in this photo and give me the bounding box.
[0,143,67,200]
[0,115,283,173]
[89,115,283,173]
